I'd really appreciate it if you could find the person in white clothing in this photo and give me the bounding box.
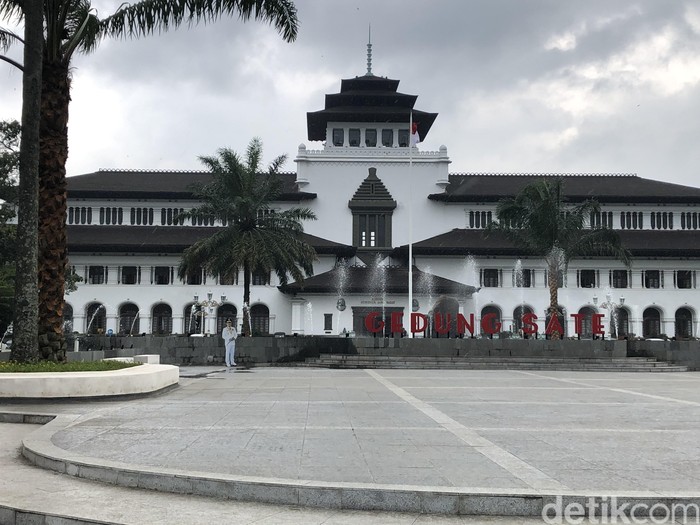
[222,318,238,367]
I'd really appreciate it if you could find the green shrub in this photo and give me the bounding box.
[0,360,142,373]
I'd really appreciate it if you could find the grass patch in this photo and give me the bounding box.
[0,361,143,373]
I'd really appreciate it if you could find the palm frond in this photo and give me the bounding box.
[99,0,298,43]
[181,138,316,296]
[0,27,23,50]
[0,0,22,22]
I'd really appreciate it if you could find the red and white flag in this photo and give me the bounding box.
[410,120,420,146]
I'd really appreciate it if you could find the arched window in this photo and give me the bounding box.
[545,306,566,338]
[577,307,596,338]
[615,308,629,338]
[152,304,173,335]
[642,308,662,338]
[250,304,270,336]
[118,303,140,336]
[432,296,460,338]
[217,304,238,333]
[63,304,74,333]
[184,303,201,335]
[85,303,106,335]
[675,308,693,339]
[480,305,502,336]
[513,305,534,335]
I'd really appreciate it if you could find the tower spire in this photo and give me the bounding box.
[366,24,373,76]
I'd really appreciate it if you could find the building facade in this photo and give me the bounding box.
[65,67,700,340]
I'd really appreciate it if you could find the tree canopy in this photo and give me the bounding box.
[179,138,316,336]
[488,177,631,337]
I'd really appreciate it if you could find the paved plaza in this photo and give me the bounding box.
[2,367,700,523]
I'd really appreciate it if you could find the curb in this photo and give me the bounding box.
[16,414,700,518]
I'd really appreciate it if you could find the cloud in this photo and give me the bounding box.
[1,0,699,188]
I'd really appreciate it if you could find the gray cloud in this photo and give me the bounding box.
[1,0,699,186]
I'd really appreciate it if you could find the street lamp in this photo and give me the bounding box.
[193,292,226,335]
[594,293,625,339]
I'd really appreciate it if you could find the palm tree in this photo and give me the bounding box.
[488,177,631,339]
[178,138,317,336]
[1,0,42,361]
[1,0,298,360]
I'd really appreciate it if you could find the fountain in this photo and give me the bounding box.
[86,304,106,334]
[369,255,388,335]
[129,311,140,336]
[305,302,313,332]
[513,259,525,336]
[418,266,435,338]
[335,259,349,333]
[0,322,12,349]
[464,255,480,332]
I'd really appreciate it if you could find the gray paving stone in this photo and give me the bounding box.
[4,368,700,522]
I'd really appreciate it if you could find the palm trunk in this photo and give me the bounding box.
[242,261,251,336]
[37,59,70,362]
[547,262,561,340]
[10,0,43,362]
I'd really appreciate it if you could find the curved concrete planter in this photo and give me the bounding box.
[0,364,179,399]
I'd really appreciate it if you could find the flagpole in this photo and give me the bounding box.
[408,111,414,338]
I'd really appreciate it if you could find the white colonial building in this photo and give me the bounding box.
[64,64,700,341]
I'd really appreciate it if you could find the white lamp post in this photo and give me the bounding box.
[193,292,226,335]
[594,294,625,338]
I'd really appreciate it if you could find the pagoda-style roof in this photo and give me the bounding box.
[429,174,700,204]
[67,170,317,201]
[348,167,396,210]
[307,73,438,142]
[278,265,478,296]
[67,225,354,256]
[392,229,700,258]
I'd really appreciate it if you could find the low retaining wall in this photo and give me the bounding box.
[56,334,628,365]
[628,340,700,370]
[5,337,696,367]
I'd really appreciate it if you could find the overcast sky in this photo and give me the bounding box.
[2,0,700,186]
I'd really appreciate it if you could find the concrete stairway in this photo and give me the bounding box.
[304,354,689,372]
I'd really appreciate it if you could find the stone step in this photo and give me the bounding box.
[315,354,658,363]
[304,355,688,372]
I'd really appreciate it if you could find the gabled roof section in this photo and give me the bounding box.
[348,167,397,210]
[392,228,700,258]
[428,174,700,204]
[307,74,438,142]
[278,265,478,296]
[67,170,317,201]
[67,225,354,256]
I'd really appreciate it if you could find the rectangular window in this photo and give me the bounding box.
[324,313,333,331]
[357,213,388,248]
[88,266,105,285]
[612,270,628,288]
[154,266,170,285]
[482,269,500,287]
[186,269,203,285]
[398,129,409,147]
[252,270,270,285]
[121,266,138,285]
[644,270,661,289]
[677,270,693,289]
[381,129,393,147]
[579,269,596,288]
[365,129,377,147]
[219,273,238,285]
[348,128,360,147]
[514,269,532,288]
[332,128,344,146]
